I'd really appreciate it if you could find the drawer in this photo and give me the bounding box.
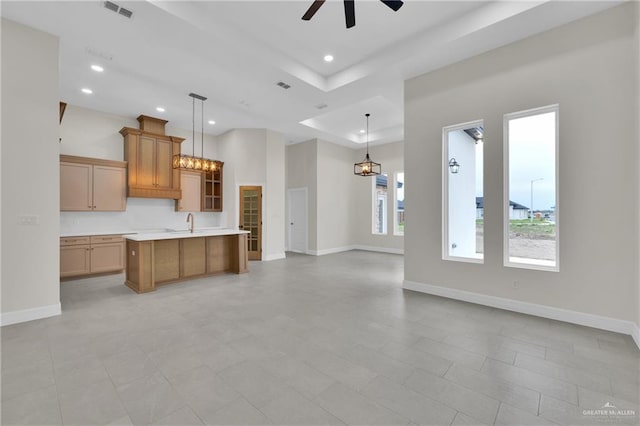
[90,235,124,244]
[60,236,91,246]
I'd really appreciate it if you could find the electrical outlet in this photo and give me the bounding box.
[512,280,519,289]
[19,215,39,226]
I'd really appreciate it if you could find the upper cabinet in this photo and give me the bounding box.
[176,171,202,212]
[60,155,127,211]
[120,115,185,200]
[203,164,224,212]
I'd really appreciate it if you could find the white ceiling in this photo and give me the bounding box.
[1,0,621,148]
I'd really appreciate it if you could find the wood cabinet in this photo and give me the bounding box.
[125,233,248,293]
[60,156,127,211]
[120,127,185,199]
[176,171,202,212]
[60,235,125,278]
[202,163,224,212]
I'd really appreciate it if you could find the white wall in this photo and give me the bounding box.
[59,105,221,234]
[447,130,477,258]
[1,19,61,324]
[405,4,638,330]
[352,141,404,253]
[285,140,318,252]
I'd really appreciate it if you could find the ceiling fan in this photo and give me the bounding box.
[302,0,404,29]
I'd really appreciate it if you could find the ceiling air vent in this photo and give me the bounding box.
[119,7,133,18]
[103,1,133,19]
[315,103,328,110]
[276,81,291,90]
[104,1,118,12]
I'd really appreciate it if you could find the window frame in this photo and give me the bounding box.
[372,173,388,235]
[503,104,560,272]
[394,171,405,236]
[442,119,484,264]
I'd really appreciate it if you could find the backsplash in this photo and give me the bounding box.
[60,197,224,235]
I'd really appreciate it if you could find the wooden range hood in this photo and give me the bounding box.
[120,115,185,200]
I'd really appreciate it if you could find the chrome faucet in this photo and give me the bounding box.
[186,213,194,233]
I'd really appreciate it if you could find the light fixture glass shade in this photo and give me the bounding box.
[449,158,460,174]
[354,153,381,176]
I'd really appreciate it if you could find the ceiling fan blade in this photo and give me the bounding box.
[302,0,326,20]
[344,0,355,28]
[380,0,404,12]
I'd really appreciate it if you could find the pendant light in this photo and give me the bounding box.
[354,113,381,176]
[173,93,219,171]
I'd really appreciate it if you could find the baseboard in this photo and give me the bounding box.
[263,252,286,261]
[0,302,61,327]
[403,280,640,350]
[352,245,404,255]
[632,323,640,350]
[308,246,355,256]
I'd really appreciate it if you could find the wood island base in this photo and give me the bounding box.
[125,233,248,294]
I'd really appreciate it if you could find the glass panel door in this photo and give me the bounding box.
[239,186,262,260]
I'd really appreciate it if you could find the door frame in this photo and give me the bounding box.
[287,187,308,254]
[237,183,264,261]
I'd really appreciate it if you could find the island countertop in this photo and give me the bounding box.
[125,228,250,241]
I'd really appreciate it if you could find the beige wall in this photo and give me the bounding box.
[352,141,404,252]
[636,3,640,330]
[218,128,286,260]
[264,130,286,260]
[59,105,222,234]
[405,4,638,325]
[1,19,60,322]
[285,140,318,252]
[316,140,356,252]
[60,104,218,161]
[285,139,405,255]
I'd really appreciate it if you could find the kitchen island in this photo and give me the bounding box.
[124,229,249,293]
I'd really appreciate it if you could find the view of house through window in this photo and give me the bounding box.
[373,173,388,234]
[395,172,405,235]
[505,105,558,270]
[443,121,484,262]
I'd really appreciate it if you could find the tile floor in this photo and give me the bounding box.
[1,251,639,425]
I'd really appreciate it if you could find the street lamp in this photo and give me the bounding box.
[530,178,543,223]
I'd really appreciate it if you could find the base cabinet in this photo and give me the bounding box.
[60,235,125,278]
[60,245,91,277]
[125,233,248,293]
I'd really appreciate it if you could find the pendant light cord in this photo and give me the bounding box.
[201,99,204,157]
[366,113,370,157]
[192,96,195,157]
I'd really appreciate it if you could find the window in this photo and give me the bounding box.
[443,120,484,263]
[504,105,558,271]
[373,173,388,234]
[394,172,405,235]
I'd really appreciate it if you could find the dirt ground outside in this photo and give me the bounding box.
[476,220,556,261]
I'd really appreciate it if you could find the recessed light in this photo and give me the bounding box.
[208,120,216,125]
[91,64,104,72]
[156,107,165,112]
[81,88,93,94]
[359,129,365,134]
[324,54,334,62]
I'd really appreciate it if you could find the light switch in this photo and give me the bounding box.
[19,215,39,226]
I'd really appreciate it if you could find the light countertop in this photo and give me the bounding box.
[125,228,249,241]
[60,230,137,238]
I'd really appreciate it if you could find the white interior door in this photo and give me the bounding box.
[288,188,307,253]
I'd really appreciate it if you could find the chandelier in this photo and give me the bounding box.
[173,93,220,172]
